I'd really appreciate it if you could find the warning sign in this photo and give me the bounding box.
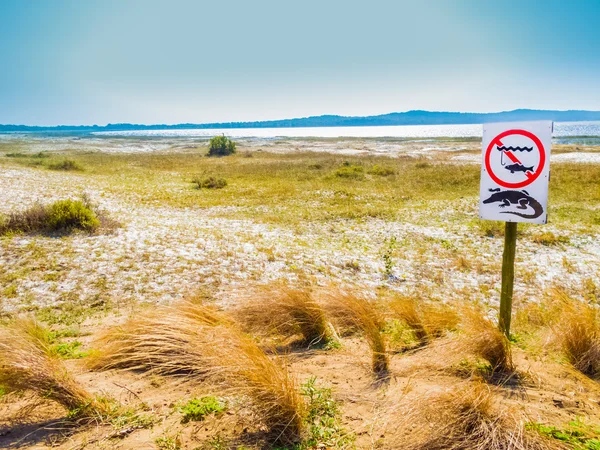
[479,121,552,224]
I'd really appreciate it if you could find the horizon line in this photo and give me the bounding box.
[2,108,600,128]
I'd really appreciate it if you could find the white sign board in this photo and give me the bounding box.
[479,121,552,224]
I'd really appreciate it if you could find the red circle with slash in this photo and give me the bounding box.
[485,129,546,189]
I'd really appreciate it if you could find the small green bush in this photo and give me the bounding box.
[415,161,432,169]
[368,165,396,176]
[0,199,102,235]
[334,164,364,179]
[48,159,83,171]
[208,135,236,156]
[46,199,100,231]
[526,419,600,448]
[192,175,227,190]
[179,396,226,423]
[530,231,570,246]
[53,341,87,359]
[301,377,352,448]
[5,151,49,158]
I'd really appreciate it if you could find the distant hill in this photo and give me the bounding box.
[2,109,600,132]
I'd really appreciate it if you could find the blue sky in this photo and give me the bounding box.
[1,0,599,125]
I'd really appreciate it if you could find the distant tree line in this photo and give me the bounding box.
[2,109,600,132]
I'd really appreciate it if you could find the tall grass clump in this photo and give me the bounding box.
[0,318,108,420]
[88,302,305,444]
[457,308,514,375]
[235,287,332,347]
[388,295,458,346]
[322,290,388,375]
[390,383,555,449]
[553,293,600,376]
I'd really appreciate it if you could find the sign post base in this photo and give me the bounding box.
[499,222,517,338]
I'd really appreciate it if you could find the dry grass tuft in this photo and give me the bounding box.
[86,301,228,375]
[88,302,305,443]
[322,290,388,375]
[234,286,331,347]
[0,318,108,420]
[388,295,458,345]
[458,308,514,375]
[551,291,600,376]
[388,383,558,449]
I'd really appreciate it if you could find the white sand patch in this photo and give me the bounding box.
[552,152,600,163]
[0,166,598,313]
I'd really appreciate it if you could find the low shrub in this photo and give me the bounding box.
[0,198,109,235]
[415,161,432,169]
[334,164,365,179]
[46,199,100,231]
[48,158,84,171]
[530,231,570,246]
[301,377,353,448]
[192,175,227,189]
[5,151,49,158]
[208,135,236,156]
[0,202,48,234]
[368,165,396,176]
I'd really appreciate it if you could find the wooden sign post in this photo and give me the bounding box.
[499,222,517,336]
[479,121,553,338]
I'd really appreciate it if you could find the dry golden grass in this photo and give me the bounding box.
[388,295,459,345]
[387,383,560,450]
[234,286,331,347]
[321,290,388,375]
[86,301,227,375]
[551,291,600,376]
[457,308,514,375]
[88,302,305,444]
[0,317,108,420]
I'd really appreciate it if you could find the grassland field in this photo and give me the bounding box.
[0,137,600,449]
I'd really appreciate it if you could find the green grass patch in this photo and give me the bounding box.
[53,340,88,359]
[47,158,83,171]
[334,163,365,179]
[191,175,228,189]
[178,396,227,423]
[156,435,182,450]
[298,377,353,449]
[527,419,600,449]
[530,231,570,246]
[0,146,598,228]
[367,164,395,176]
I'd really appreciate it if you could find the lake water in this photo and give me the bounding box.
[90,121,600,144]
